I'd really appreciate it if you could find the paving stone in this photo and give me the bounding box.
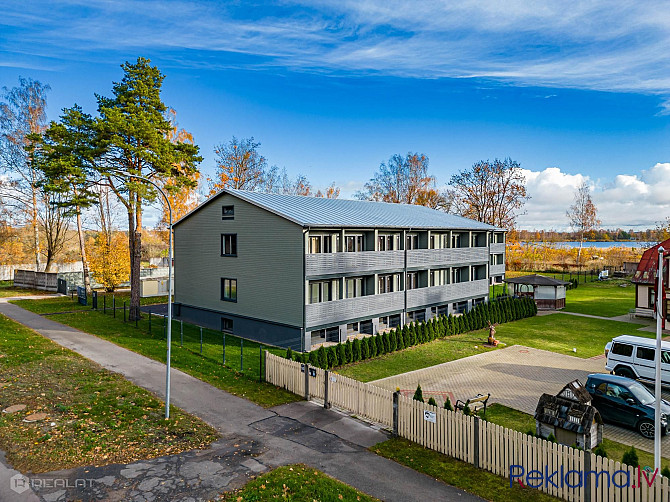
[137,477,160,491]
[94,475,116,487]
[2,404,26,413]
[23,412,47,422]
[42,490,66,502]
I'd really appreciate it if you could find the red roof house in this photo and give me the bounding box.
[632,238,670,321]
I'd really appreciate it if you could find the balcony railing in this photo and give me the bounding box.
[490,264,506,276]
[407,247,488,269]
[406,279,489,309]
[490,242,505,254]
[305,250,404,278]
[305,291,404,329]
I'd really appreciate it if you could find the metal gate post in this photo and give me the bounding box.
[324,370,330,409]
[392,390,399,437]
[304,363,310,401]
[583,452,591,502]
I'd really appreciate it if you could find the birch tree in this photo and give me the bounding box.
[0,77,50,270]
[567,181,600,266]
[209,137,266,193]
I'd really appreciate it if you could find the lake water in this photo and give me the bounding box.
[525,241,656,250]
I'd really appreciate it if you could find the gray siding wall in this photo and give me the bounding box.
[490,242,505,254]
[406,279,489,309]
[306,291,405,329]
[174,194,304,329]
[407,247,488,268]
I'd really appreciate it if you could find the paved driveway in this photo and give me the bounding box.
[372,345,670,456]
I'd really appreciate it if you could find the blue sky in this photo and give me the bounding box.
[2,0,670,230]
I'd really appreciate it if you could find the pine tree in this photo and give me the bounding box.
[337,343,346,366]
[413,384,424,403]
[352,338,362,361]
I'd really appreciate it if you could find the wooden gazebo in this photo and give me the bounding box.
[505,274,569,310]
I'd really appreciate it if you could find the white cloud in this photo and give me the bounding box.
[5,0,670,105]
[517,163,670,230]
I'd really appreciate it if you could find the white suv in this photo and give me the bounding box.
[605,335,670,385]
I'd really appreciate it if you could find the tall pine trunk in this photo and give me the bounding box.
[76,208,91,294]
[127,192,142,321]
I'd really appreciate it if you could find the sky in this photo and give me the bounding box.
[2,0,670,231]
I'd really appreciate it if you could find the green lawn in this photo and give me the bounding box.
[0,313,218,473]
[12,292,167,314]
[482,404,670,471]
[339,314,646,382]
[222,464,378,501]
[373,438,557,502]
[11,297,300,408]
[0,280,52,298]
[563,279,636,317]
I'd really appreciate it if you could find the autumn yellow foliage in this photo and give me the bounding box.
[88,233,130,291]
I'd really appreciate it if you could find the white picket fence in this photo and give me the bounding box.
[265,352,670,501]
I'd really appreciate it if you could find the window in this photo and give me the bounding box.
[325,327,340,342]
[430,234,444,249]
[430,269,449,287]
[406,272,418,290]
[221,278,237,302]
[636,347,654,361]
[221,317,233,333]
[221,234,237,256]
[378,273,400,293]
[309,280,337,304]
[452,267,463,284]
[359,320,373,334]
[453,301,467,314]
[611,342,633,357]
[406,234,419,250]
[389,314,401,328]
[452,234,461,248]
[222,205,234,220]
[346,277,363,298]
[309,234,335,253]
[378,233,399,251]
[345,235,364,252]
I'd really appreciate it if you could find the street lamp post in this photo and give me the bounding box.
[655,246,665,472]
[115,173,174,419]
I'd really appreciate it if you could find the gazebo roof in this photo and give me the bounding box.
[504,274,570,286]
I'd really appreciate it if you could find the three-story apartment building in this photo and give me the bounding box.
[173,189,506,350]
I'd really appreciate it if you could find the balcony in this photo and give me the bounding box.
[490,264,506,276]
[406,279,489,309]
[407,247,488,269]
[305,291,404,329]
[490,242,505,254]
[305,250,404,278]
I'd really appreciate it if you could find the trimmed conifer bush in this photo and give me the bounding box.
[337,343,346,365]
[352,338,362,361]
[427,397,437,407]
[382,332,390,353]
[413,384,424,403]
[444,397,453,411]
[327,346,337,368]
[367,336,376,357]
[376,334,384,355]
[622,446,639,467]
[317,346,328,368]
[345,339,353,363]
[308,350,318,366]
[361,337,370,359]
[285,347,293,360]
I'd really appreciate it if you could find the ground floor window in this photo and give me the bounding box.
[359,319,373,335]
[347,322,359,334]
[221,317,233,333]
[453,301,468,314]
[473,297,485,307]
[326,326,339,342]
[407,310,425,323]
[389,314,401,328]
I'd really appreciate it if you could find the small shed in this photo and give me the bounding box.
[534,380,603,450]
[504,274,569,309]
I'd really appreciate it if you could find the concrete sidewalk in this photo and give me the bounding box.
[0,300,481,502]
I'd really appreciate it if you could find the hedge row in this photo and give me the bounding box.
[285,297,537,369]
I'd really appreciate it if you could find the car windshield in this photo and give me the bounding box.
[628,382,654,405]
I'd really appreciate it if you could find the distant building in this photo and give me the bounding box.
[534,380,603,450]
[632,238,669,321]
[172,189,506,350]
[504,274,569,310]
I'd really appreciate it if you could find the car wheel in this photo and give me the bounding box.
[614,366,635,379]
[638,419,655,439]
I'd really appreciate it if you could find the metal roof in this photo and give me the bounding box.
[632,238,670,284]
[504,274,570,286]
[611,335,670,350]
[174,188,502,231]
